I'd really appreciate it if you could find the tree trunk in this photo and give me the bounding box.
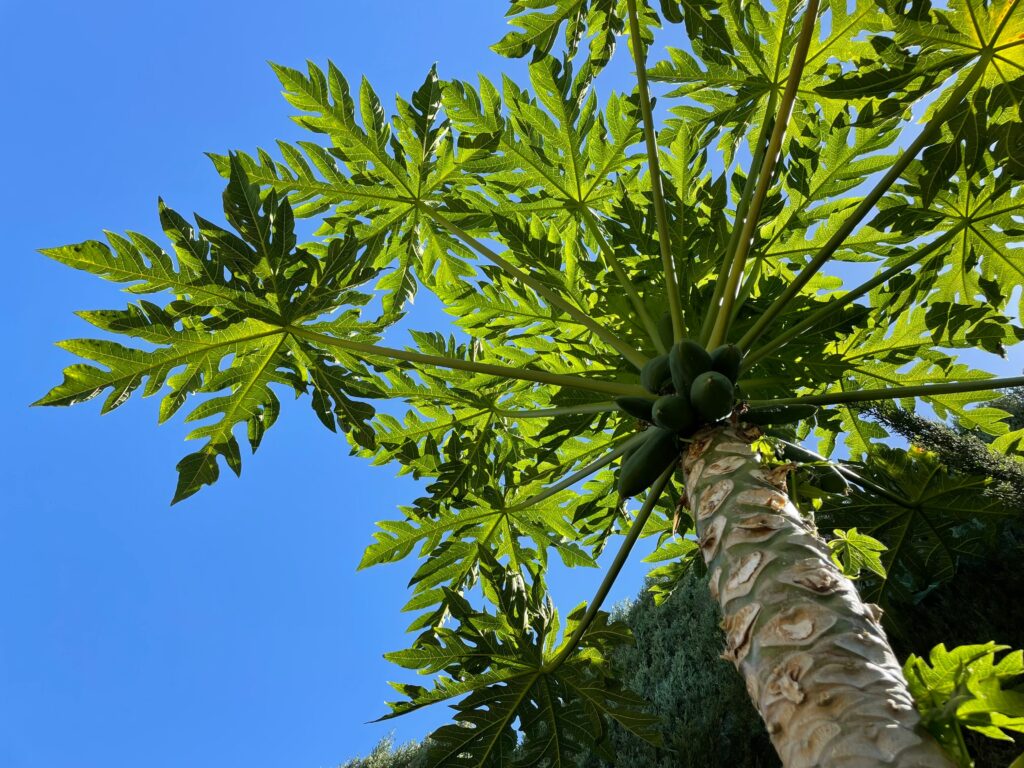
[681,424,954,768]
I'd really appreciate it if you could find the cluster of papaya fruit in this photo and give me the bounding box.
[615,340,817,497]
[615,341,742,497]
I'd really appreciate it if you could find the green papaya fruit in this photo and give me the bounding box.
[640,354,672,395]
[617,427,680,497]
[616,396,656,422]
[709,344,743,383]
[657,311,674,350]
[669,339,712,394]
[689,371,735,422]
[652,394,697,433]
[742,404,818,426]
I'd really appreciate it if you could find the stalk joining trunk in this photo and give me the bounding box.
[681,425,954,768]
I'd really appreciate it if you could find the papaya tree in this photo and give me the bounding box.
[35,0,1024,765]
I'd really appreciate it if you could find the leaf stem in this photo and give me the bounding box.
[747,376,1024,408]
[547,462,674,670]
[625,0,684,343]
[425,206,649,369]
[581,207,666,353]
[507,431,650,512]
[706,0,821,349]
[727,255,762,329]
[495,402,616,418]
[742,226,963,370]
[834,465,911,508]
[736,57,990,352]
[699,93,777,346]
[288,325,648,397]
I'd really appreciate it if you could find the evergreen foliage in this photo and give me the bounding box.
[340,736,426,768]
[580,568,780,768]
[857,392,1024,654]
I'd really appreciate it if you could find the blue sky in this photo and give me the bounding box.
[1,3,656,766]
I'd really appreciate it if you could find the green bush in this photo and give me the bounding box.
[579,567,779,768]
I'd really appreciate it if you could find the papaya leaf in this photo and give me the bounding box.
[493,0,632,75]
[828,528,888,580]
[818,446,1017,608]
[382,560,660,767]
[37,160,385,501]
[904,642,1024,765]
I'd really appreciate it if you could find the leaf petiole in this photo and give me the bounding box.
[737,56,990,352]
[748,376,1024,408]
[546,461,674,670]
[507,431,650,512]
[495,402,617,419]
[699,93,777,347]
[742,226,964,370]
[625,0,684,343]
[776,439,913,507]
[706,0,821,349]
[288,325,648,397]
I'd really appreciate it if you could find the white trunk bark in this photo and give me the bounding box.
[682,424,954,768]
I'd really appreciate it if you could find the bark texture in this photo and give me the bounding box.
[682,424,954,768]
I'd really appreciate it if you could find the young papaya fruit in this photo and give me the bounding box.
[617,427,680,497]
[689,371,735,422]
[669,339,712,394]
[652,394,697,433]
[709,344,743,383]
[657,310,674,350]
[743,404,818,426]
[640,354,672,395]
[616,396,656,422]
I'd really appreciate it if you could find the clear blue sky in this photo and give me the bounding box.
[1,3,654,766]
